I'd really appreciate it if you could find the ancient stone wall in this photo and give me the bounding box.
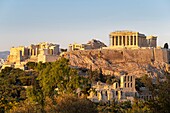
[38,54,58,63]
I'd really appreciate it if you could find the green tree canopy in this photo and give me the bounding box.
[37,58,84,97]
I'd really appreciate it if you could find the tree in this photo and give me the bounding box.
[53,94,97,113]
[10,94,98,113]
[0,67,27,112]
[139,75,170,113]
[26,62,38,70]
[37,58,83,97]
[164,43,169,49]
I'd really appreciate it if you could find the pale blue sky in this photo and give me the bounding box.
[0,0,170,51]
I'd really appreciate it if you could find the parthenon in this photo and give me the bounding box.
[109,31,157,48]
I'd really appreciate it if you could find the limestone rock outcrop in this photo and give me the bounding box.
[64,48,170,78]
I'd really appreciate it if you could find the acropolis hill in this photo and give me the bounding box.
[64,31,170,78]
[2,30,170,78]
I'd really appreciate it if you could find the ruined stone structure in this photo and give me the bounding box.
[69,43,92,51]
[88,74,138,103]
[2,42,60,70]
[69,39,107,51]
[138,87,152,101]
[109,31,157,48]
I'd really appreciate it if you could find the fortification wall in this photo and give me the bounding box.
[38,54,58,63]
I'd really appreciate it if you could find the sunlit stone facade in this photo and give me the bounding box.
[109,31,157,48]
[2,42,60,70]
[87,74,138,103]
[68,43,92,51]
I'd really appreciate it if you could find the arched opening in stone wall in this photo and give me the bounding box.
[116,91,118,96]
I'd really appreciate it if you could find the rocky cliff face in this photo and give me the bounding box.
[64,48,169,78]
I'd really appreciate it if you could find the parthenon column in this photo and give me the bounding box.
[129,36,131,46]
[136,37,138,46]
[118,36,120,46]
[110,37,113,46]
[122,36,124,46]
[125,36,127,46]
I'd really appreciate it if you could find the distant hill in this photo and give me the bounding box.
[0,51,10,59]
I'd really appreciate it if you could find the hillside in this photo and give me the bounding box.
[0,51,10,59]
[64,48,169,78]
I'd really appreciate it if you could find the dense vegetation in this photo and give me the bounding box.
[0,58,170,113]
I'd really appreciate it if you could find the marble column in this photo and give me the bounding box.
[136,36,138,46]
[125,36,127,46]
[118,36,120,46]
[110,37,113,46]
[30,49,32,56]
[129,36,131,46]
[32,49,35,56]
[122,36,124,46]
[36,48,38,56]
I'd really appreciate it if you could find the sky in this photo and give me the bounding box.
[0,0,170,51]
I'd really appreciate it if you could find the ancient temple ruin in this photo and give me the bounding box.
[87,74,138,103]
[2,42,60,70]
[109,31,157,48]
